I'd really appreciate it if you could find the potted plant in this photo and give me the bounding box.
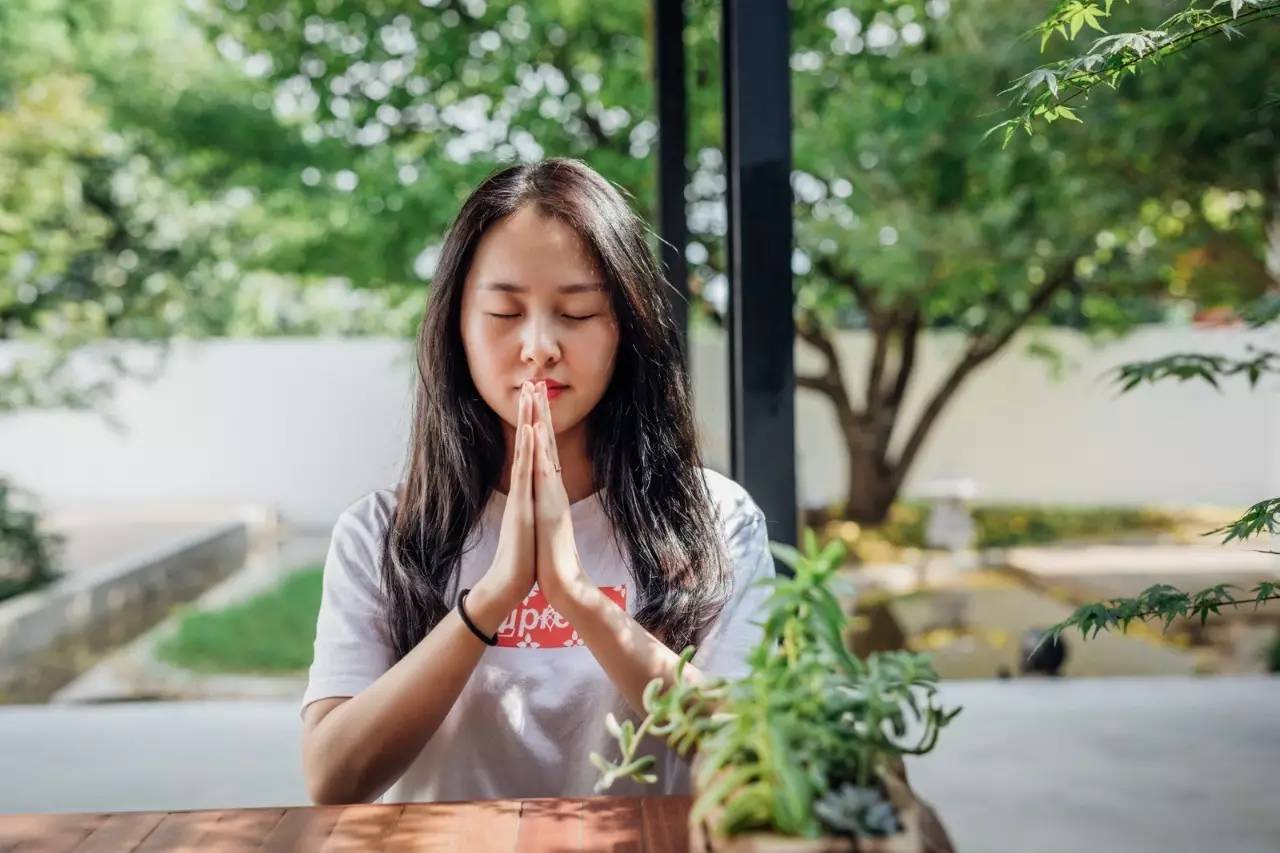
[591,531,960,851]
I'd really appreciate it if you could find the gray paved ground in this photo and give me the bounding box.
[905,676,1280,853]
[0,700,307,814]
[2,677,1277,852]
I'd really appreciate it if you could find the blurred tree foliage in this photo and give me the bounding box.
[193,0,1272,521]
[0,0,1273,524]
[989,1,1280,648]
[0,0,422,352]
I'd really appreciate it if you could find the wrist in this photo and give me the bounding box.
[464,581,517,637]
[555,578,600,623]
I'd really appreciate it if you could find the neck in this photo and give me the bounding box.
[499,419,596,504]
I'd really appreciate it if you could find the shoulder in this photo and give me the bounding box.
[696,467,766,543]
[327,485,403,575]
[335,485,400,535]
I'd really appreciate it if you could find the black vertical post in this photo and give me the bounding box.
[722,0,797,564]
[653,0,689,367]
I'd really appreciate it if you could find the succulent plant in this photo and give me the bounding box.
[813,782,901,839]
[592,528,961,840]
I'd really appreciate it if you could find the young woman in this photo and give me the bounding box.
[301,158,776,806]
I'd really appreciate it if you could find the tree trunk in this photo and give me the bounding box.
[800,255,1082,528]
[798,302,916,527]
[844,439,896,525]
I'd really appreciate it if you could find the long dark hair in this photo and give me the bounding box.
[381,158,732,661]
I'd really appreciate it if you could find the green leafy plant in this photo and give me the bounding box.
[0,477,63,602]
[991,0,1280,144]
[1110,299,1280,392]
[1036,327,1279,654]
[995,1,1280,660]
[1039,498,1279,651]
[591,530,960,842]
[1037,405,1278,652]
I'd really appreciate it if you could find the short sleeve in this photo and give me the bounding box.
[689,506,776,680]
[300,495,397,718]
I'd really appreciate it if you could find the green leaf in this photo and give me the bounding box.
[769,542,805,572]
[619,754,656,776]
[689,766,759,826]
[767,723,813,834]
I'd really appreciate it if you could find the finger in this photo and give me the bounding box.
[513,386,529,486]
[512,422,523,479]
[535,422,549,475]
[545,423,556,472]
[539,384,560,470]
[517,424,534,500]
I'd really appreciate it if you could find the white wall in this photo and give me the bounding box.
[1,326,1275,527]
[774,325,1280,510]
[1,339,416,527]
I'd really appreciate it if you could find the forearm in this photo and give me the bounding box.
[305,579,514,804]
[559,582,708,716]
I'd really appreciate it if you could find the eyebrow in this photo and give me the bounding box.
[483,282,605,294]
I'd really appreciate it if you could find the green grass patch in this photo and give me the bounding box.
[155,564,323,675]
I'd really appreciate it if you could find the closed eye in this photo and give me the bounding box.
[486,313,597,321]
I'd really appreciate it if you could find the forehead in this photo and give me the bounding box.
[467,206,603,292]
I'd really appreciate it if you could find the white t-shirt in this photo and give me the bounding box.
[301,466,776,804]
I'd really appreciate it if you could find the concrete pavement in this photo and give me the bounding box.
[3,677,1278,852]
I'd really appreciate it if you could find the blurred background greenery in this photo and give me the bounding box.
[2,0,1273,348]
[1,0,1276,666]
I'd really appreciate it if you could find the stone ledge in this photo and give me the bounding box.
[0,520,251,679]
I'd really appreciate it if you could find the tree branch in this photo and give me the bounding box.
[866,316,890,417]
[890,254,1081,494]
[796,306,861,422]
[970,255,1079,362]
[887,309,922,409]
[796,306,840,368]
[810,254,877,322]
[796,373,840,396]
[870,309,923,463]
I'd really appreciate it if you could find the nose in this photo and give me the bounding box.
[519,314,562,367]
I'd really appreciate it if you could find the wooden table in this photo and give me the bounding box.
[0,795,693,851]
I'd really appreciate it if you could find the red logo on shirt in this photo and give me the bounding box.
[495,584,627,648]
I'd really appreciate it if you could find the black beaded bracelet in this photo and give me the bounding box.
[457,588,498,646]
